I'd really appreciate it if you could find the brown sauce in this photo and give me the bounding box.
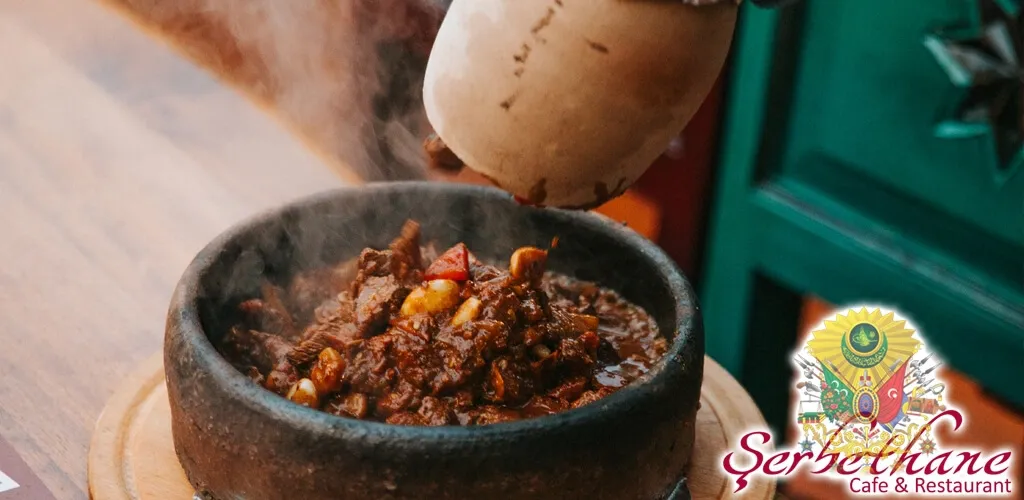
[217,220,666,426]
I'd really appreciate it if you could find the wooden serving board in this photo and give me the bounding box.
[88,354,776,500]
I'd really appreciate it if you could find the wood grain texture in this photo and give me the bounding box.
[98,0,442,182]
[0,1,350,498]
[88,355,774,500]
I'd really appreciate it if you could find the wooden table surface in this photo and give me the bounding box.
[0,0,357,497]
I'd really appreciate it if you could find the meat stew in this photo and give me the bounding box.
[217,220,667,426]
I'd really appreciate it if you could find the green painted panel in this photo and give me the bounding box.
[701,1,1024,417]
[749,180,1024,408]
[778,0,1023,246]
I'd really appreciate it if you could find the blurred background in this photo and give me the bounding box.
[0,0,1020,498]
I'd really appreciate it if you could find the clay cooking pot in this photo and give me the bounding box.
[164,182,704,500]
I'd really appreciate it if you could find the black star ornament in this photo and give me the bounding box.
[924,0,1024,181]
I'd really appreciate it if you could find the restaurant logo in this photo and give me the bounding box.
[722,306,1015,497]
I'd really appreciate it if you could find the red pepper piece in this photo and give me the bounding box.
[425,243,470,281]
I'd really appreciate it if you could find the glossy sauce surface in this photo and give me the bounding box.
[218,221,667,426]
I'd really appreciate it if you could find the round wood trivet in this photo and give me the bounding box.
[89,354,775,499]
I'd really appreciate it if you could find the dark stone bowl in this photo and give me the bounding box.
[164,182,704,500]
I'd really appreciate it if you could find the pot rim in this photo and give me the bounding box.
[167,181,701,445]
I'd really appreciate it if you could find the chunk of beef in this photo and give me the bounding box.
[313,291,357,324]
[547,376,589,402]
[388,220,423,282]
[475,281,521,325]
[428,324,488,395]
[288,264,354,323]
[385,412,427,426]
[238,283,295,337]
[246,366,265,386]
[354,275,408,337]
[235,298,281,334]
[469,319,511,360]
[417,396,455,426]
[470,406,521,425]
[289,310,361,365]
[264,360,299,396]
[448,390,475,411]
[388,323,439,389]
[325,393,370,419]
[519,290,548,324]
[546,309,600,339]
[523,327,546,348]
[430,319,511,395]
[541,273,592,312]
[469,261,503,282]
[345,335,395,396]
[349,248,394,301]
[485,356,537,404]
[375,379,420,417]
[357,249,392,278]
[555,337,595,373]
[446,391,477,425]
[570,388,615,409]
[428,365,472,398]
[220,326,292,374]
[521,395,568,418]
[391,315,436,343]
[287,333,332,366]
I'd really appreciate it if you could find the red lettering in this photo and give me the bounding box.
[870,433,900,475]
[722,431,770,493]
[903,451,926,474]
[786,451,813,474]
[984,452,1012,475]
[850,477,888,493]
[893,410,962,475]
[951,451,982,474]
[924,451,954,474]
[762,451,790,475]
[837,452,865,475]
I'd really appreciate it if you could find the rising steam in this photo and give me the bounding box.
[118,0,448,180]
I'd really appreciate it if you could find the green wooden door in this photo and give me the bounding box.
[702,0,1024,432]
